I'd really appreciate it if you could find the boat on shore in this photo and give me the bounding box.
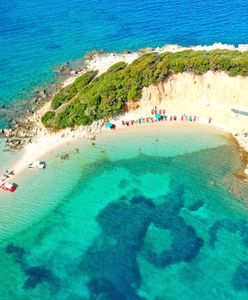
[0,181,16,192]
[28,161,46,169]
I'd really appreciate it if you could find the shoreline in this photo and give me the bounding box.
[2,42,248,129]
[1,106,247,188]
[1,43,248,186]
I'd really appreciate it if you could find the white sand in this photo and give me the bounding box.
[6,100,247,183]
[2,43,248,183]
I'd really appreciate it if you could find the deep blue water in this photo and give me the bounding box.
[1,0,248,126]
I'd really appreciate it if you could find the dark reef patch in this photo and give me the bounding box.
[23,266,59,290]
[233,262,248,290]
[82,185,203,299]
[146,186,203,267]
[83,195,154,298]
[209,219,248,248]
[46,44,61,50]
[188,200,204,211]
[87,278,127,300]
[5,243,26,265]
[5,243,60,293]
[119,179,130,189]
[96,195,154,249]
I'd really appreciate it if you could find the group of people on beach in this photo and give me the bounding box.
[121,107,212,127]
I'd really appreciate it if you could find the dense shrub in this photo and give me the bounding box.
[41,111,55,128]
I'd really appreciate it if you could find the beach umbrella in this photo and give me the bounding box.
[155,114,162,119]
[105,122,113,128]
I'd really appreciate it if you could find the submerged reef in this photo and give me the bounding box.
[209,219,248,248]
[233,262,248,291]
[82,185,204,299]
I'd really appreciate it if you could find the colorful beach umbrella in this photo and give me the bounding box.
[155,114,162,119]
[105,122,113,128]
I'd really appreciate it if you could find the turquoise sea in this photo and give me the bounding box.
[0,125,248,299]
[1,0,248,299]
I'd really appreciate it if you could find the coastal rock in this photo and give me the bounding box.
[2,128,14,137]
[58,62,72,75]
[5,138,25,150]
[85,50,105,61]
[36,89,48,99]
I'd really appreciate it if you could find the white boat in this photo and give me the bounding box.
[28,161,46,169]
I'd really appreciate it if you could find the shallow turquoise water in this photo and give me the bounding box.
[0,125,248,299]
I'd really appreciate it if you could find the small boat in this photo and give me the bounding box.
[0,181,16,192]
[29,161,46,169]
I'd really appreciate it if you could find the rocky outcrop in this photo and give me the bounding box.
[0,111,41,149]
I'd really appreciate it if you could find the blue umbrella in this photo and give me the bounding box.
[105,122,113,128]
[155,114,162,119]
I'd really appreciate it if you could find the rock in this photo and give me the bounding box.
[71,70,77,75]
[3,128,13,137]
[5,138,25,150]
[60,153,70,160]
[58,62,72,74]
[36,89,48,99]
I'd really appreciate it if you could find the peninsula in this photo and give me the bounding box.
[1,44,248,181]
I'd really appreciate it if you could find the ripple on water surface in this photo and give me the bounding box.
[0,126,248,299]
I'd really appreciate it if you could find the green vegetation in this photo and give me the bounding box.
[51,71,98,109]
[41,111,55,128]
[42,49,248,129]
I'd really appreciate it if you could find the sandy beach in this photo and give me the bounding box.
[3,99,247,184]
[1,43,248,186]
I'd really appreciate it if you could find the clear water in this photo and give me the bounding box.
[1,1,248,298]
[1,0,248,125]
[0,125,248,299]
